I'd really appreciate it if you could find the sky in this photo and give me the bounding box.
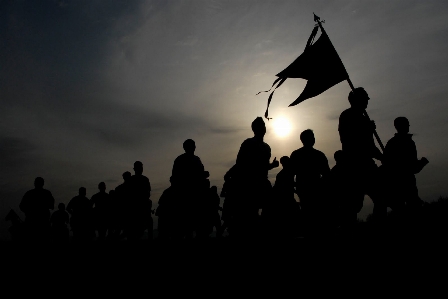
[1,0,448,239]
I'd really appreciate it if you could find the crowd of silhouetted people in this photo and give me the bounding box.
[5,88,429,243]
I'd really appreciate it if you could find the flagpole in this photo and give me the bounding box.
[314,14,385,152]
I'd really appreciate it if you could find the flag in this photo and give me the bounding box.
[259,24,349,118]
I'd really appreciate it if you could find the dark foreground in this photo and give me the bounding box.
[3,196,448,294]
[2,231,447,293]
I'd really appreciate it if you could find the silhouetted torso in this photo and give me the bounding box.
[115,181,131,213]
[156,185,178,239]
[20,188,54,224]
[91,191,109,213]
[51,209,69,228]
[338,95,385,221]
[339,107,377,162]
[67,195,91,229]
[383,132,427,209]
[50,208,70,243]
[172,153,204,186]
[263,166,299,238]
[126,173,152,240]
[273,167,295,201]
[290,147,330,189]
[130,174,151,207]
[235,137,272,181]
[384,133,420,175]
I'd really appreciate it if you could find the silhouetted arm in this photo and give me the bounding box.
[268,157,279,170]
[372,145,383,162]
[415,157,429,174]
[413,140,429,173]
[224,165,237,181]
[66,199,73,215]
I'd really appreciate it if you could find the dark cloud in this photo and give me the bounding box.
[326,112,340,121]
[0,136,36,169]
[209,126,243,135]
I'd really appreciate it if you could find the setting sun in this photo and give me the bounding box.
[273,117,292,137]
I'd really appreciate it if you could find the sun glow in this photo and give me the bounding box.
[273,117,292,137]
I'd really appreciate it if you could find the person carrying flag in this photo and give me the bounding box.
[338,87,385,221]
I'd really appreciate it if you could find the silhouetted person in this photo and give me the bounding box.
[220,165,237,237]
[383,117,429,212]
[209,186,223,238]
[156,176,178,240]
[50,203,70,243]
[67,187,92,242]
[231,117,279,238]
[172,139,205,184]
[171,139,206,238]
[290,129,330,236]
[194,178,211,239]
[19,177,55,242]
[195,180,220,239]
[90,182,110,241]
[327,150,358,230]
[5,209,26,243]
[113,171,132,240]
[338,87,385,221]
[263,156,299,238]
[126,161,152,242]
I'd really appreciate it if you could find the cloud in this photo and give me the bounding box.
[0,136,37,169]
[209,126,243,135]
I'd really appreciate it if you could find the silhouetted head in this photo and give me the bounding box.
[394,117,410,134]
[79,187,86,197]
[122,171,132,182]
[334,150,345,164]
[98,182,106,192]
[348,87,369,110]
[183,139,196,154]
[34,177,44,189]
[251,117,266,138]
[134,161,143,175]
[58,203,66,211]
[280,156,290,168]
[300,129,315,147]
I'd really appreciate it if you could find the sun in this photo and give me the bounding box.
[273,117,292,137]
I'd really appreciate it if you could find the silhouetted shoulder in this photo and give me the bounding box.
[172,153,205,179]
[240,137,271,150]
[290,147,329,178]
[20,189,54,212]
[131,175,151,189]
[384,133,418,172]
[290,147,326,160]
[237,138,271,161]
[385,134,417,153]
[338,107,358,131]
